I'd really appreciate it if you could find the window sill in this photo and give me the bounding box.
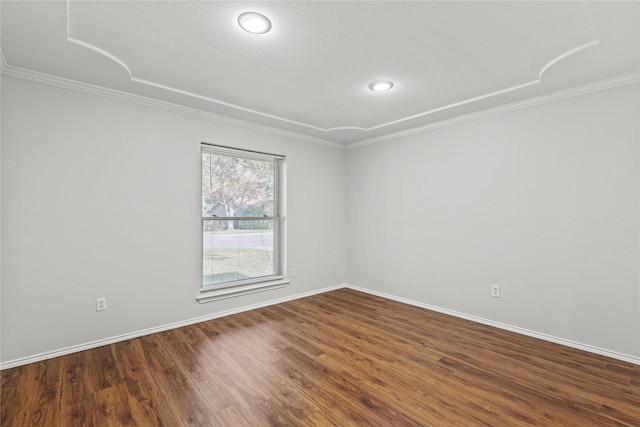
[196,279,290,303]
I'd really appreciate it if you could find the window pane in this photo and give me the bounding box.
[202,153,275,218]
[203,219,275,286]
[201,145,283,289]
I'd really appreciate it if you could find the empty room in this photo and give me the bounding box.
[1,1,639,425]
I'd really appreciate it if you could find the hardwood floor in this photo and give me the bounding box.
[2,288,639,426]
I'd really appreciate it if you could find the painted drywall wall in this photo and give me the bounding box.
[0,76,348,364]
[347,84,640,358]
[2,74,639,365]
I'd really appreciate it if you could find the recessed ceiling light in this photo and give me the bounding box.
[238,12,272,34]
[369,80,394,92]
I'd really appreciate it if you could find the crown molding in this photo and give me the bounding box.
[347,72,640,150]
[328,39,600,133]
[66,36,333,135]
[4,62,636,150]
[1,0,608,148]
[0,62,346,150]
[64,31,600,136]
[64,0,599,136]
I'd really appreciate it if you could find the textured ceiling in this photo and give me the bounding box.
[2,1,639,145]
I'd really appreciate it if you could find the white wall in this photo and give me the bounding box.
[1,76,348,364]
[347,84,640,359]
[2,75,639,366]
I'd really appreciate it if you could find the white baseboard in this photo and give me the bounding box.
[0,284,346,370]
[3,283,638,369]
[345,285,640,366]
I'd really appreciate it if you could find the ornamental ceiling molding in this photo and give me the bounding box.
[0,57,341,149]
[2,57,637,150]
[65,0,602,136]
[347,72,640,149]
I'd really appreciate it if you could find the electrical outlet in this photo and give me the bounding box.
[332,262,338,270]
[96,297,107,311]
[290,268,296,277]
[490,285,500,298]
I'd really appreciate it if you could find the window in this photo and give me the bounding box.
[199,143,286,302]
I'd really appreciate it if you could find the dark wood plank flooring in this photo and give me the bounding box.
[2,288,639,426]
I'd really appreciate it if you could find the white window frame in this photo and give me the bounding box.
[198,143,288,303]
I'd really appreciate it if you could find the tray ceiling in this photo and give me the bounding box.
[2,1,639,145]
